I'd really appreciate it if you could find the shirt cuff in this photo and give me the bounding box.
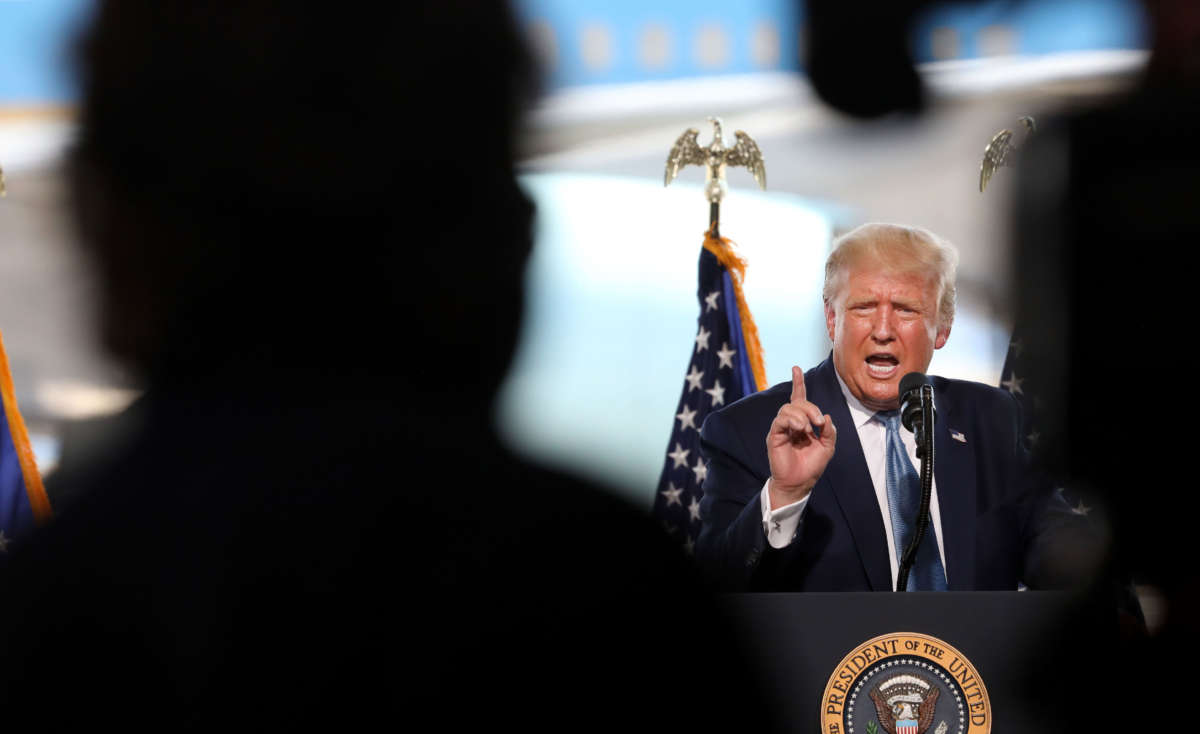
[759,480,807,549]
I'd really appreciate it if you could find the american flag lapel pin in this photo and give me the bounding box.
[950,429,967,443]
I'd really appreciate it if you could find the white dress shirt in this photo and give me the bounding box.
[758,371,947,588]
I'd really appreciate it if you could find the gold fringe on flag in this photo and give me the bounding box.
[701,226,767,392]
[0,330,51,525]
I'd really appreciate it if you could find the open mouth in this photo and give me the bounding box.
[865,354,899,378]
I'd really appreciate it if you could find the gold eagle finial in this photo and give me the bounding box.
[664,116,766,202]
[979,115,1036,192]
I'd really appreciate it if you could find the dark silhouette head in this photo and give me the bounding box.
[803,0,928,118]
[68,0,538,397]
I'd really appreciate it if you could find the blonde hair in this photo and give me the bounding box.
[822,223,959,330]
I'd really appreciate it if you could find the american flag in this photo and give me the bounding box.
[0,329,50,547]
[998,332,1036,453]
[652,232,764,553]
[1000,328,1098,522]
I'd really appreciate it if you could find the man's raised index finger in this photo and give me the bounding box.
[790,365,806,404]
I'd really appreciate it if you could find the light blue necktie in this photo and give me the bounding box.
[880,410,947,591]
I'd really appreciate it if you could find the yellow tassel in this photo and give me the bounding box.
[0,329,51,525]
[701,227,767,392]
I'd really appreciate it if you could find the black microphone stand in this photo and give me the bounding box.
[896,384,935,592]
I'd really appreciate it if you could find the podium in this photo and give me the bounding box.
[721,591,1113,734]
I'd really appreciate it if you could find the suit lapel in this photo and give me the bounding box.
[933,384,977,591]
[809,358,892,591]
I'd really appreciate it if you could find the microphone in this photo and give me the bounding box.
[898,372,934,435]
[896,371,936,592]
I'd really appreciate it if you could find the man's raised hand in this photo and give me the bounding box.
[766,366,837,510]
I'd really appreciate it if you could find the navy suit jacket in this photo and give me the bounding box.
[696,356,1083,592]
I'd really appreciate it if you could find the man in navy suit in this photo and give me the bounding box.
[696,223,1092,592]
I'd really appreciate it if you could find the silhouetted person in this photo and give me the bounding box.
[0,2,777,730]
[805,0,927,118]
[1008,2,1200,730]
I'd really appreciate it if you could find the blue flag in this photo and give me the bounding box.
[0,330,50,547]
[653,233,764,554]
[998,331,1034,450]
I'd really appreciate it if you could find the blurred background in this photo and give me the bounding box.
[0,0,1147,507]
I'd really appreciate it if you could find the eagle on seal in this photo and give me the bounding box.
[868,673,940,734]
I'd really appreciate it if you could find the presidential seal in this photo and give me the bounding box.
[820,633,990,734]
